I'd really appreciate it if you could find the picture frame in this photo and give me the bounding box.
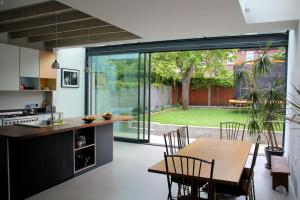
[61,68,80,88]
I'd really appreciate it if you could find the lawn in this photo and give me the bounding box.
[150,108,249,127]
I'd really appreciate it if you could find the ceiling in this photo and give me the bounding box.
[0,0,298,49]
[0,0,140,50]
[57,0,297,43]
[241,0,300,24]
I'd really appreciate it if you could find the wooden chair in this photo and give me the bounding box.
[220,122,246,141]
[164,131,183,155]
[164,153,215,200]
[216,135,261,200]
[177,125,190,148]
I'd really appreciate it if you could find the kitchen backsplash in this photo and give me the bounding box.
[0,91,47,110]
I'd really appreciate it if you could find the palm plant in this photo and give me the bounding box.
[234,43,285,168]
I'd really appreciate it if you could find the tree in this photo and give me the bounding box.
[152,49,236,110]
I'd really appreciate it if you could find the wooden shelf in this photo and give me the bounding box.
[18,89,53,92]
[75,163,96,173]
[75,144,95,151]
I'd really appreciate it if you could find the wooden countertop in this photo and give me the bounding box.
[0,116,132,139]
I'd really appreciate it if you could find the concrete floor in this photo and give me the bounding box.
[27,142,288,200]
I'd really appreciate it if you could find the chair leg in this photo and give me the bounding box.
[252,178,256,200]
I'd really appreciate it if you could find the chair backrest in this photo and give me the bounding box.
[164,131,182,155]
[177,125,190,148]
[220,122,246,141]
[164,153,215,200]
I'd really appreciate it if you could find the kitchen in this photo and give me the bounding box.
[0,0,299,200]
[0,1,127,198]
[0,41,117,200]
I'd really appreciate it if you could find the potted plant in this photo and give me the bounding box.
[234,43,285,168]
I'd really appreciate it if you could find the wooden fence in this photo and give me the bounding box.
[172,86,234,106]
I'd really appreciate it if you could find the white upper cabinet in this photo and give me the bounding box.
[0,43,20,90]
[20,47,39,78]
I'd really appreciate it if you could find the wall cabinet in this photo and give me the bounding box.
[39,50,57,90]
[20,47,39,78]
[0,43,20,90]
[0,43,57,91]
[40,50,56,79]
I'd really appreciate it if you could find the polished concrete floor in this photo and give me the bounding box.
[27,142,288,200]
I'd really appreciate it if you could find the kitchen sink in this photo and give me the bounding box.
[15,121,69,128]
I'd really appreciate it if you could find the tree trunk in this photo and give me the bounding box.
[182,66,194,110]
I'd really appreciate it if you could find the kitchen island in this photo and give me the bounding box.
[0,116,123,200]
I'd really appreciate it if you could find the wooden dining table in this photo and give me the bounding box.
[148,138,252,186]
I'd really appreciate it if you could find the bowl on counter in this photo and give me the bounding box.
[82,116,96,123]
[102,112,113,120]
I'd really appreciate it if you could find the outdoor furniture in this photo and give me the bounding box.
[177,125,190,147]
[215,135,261,200]
[271,155,290,192]
[229,99,251,107]
[164,153,215,200]
[220,122,246,141]
[149,138,252,187]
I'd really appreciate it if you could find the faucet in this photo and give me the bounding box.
[42,99,55,125]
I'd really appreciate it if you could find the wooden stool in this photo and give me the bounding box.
[271,155,290,192]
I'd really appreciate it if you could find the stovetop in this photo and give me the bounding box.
[1,113,38,118]
[0,110,38,119]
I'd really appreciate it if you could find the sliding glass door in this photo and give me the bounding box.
[89,53,150,142]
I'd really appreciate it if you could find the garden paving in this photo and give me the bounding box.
[150,122,282,144]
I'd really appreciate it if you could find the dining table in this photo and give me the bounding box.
[148,138,252,187]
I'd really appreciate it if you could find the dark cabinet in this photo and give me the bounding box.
[9,132,74,200]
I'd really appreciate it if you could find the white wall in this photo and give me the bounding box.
[287,21,300,200]
[0,91,46,110]
[54,48,86,118]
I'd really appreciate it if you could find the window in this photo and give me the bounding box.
[246,51,254,61]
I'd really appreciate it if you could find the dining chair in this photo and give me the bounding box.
[164,131,183,155]
[164,153,215,200]
[215,135,261,200]
[220,122,246,141]
[177,125,190,148]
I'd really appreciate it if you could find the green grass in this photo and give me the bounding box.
[150,108,249,127]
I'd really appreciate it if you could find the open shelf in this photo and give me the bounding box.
[74,127,96,173]
[40,78,56,91]
[74,147,95,172]
[20,77,39,90]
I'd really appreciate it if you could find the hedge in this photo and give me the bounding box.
[190,77,233,90]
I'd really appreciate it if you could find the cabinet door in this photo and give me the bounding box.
[0,43,19,90]
[40,50,57,79]
[96,123,113,167]
[9,132,74,200]
[20,47,39,77]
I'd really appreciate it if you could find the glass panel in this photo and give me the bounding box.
[90,53,140,139]
[137,53,150,141]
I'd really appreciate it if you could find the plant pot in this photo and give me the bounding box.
[264,146,284,169]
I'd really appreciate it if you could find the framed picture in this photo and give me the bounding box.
[61,68,80,88]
